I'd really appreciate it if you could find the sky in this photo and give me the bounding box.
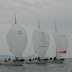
[0,0,72,58]
[0,0,72,32]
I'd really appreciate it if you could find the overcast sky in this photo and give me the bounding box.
[0,0,72,58]
[0,0,72,32]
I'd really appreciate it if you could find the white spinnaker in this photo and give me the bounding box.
[32,29,50,58]
[6,24,27,57]
[54,31,68,58]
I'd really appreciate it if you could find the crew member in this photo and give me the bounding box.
[54,57,56,60]
[16,57,18,61]
[50,58,52,61]
[8,58,11,61]
[29,58,31,61]
[4,58,8,62]
[37,57,40,61]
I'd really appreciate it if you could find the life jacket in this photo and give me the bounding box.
[29,58,31,61]
[37,57,40,60]
[8,58,11,61]
[54,57,56,60]
[50,58,52,60]
[9,59,11,61]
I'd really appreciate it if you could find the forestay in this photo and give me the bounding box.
[6,24,27,57]
[32,29,50,58]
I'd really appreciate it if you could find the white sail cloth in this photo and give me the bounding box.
[53,30,68,58]
[6,24,27,57]
[32,29,50,58]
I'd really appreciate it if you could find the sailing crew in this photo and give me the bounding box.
[54,57,56,60]
[50,58,52,61]
[29,58,31,61]
[20,58,25,61]
[35,57,37,60]
[37,57,40,61]
[16,57,18,61]
[4,58,8,62]
[8,58,11,61]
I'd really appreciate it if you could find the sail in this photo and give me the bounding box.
[53,31,68,58]
[6,24,27,57]
[32,29,50,58]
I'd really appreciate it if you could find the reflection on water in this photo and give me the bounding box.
[0,58,72,72]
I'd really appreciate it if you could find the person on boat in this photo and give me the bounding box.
[50,58,52,61]
[54,57,56,60]
[35,57,37,60]
[8,58,11,61]
[44,58,48,61]
[16,57,18,61]
[4,58,8,62]
[33,58,34,61]
[20,58,25,61]
[60,58,64,60]
[35,58,36,60]
[37,57,40,61]
[13,57,19,62]
[29,58,31,61]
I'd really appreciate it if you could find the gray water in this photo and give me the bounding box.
[0,58,72,72]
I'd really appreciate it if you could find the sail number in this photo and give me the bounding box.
[40,32,47,44]
[18,31,22,34]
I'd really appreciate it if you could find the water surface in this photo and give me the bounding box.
[0,58,72,72]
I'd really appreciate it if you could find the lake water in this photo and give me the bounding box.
[0,58,72,72]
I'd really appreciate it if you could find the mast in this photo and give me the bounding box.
[54,20,57,58]
[54,20,57,32]
[15,14,17,24]
[15,14,16,57]
[55,23,57,58]
[38,19,40,28]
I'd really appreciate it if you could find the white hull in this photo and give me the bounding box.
[25,59,64,64]
[47,59,64,63]
[25,61,47,64]
[0,61,24,66]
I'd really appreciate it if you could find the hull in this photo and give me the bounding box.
[25,59,64,64]
[47,59,64,63]
[0,61,24,66]
[25,61,47,64]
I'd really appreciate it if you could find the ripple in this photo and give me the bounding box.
[0,58,71,72]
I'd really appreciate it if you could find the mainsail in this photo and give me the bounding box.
[53,30,68,58]
[6,24,27,57]
[32,29,50,58]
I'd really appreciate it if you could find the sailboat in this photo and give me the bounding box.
[25,19,50,64]
[51,24,68,63]
[1,15,27,66]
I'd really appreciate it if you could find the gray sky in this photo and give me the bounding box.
[0,0,72,58]
[0,0,72,31]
